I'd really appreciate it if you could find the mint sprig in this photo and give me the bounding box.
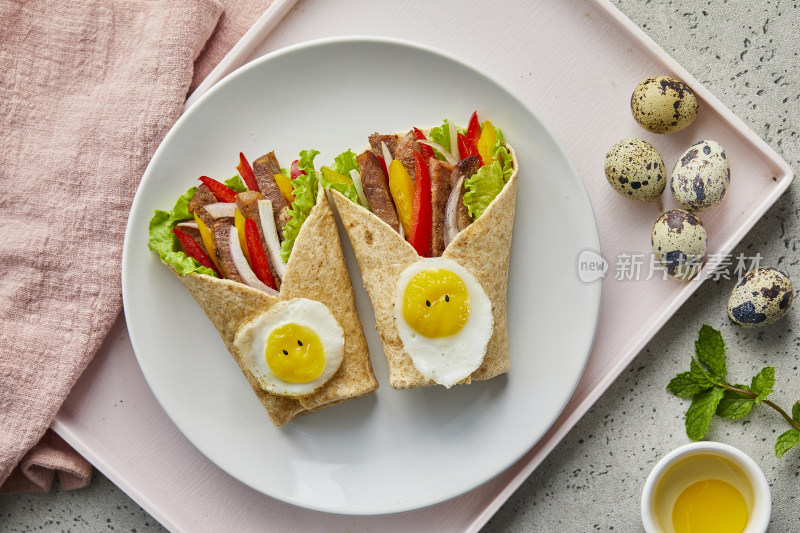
[667,325,800,458]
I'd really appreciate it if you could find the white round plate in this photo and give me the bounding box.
[122,36,601,515]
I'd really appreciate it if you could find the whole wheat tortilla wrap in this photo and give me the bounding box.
[331,146,518,389]
[169,182,378,426]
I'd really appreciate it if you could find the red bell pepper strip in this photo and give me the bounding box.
[457,133,483,165]
[172,228,221,277]
[409,151,432,257]
[466,111,481,144]
[290,160,306,180]
[198,176,237,203]
[244,218,277,290]
[236,152,260,192]
[375,154,389,187]
[375,153,390,187]
[413,127,436,162]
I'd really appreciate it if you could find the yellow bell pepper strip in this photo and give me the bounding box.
[477,120,497,165]
[245,218,277,290]
[273,173,295,203]
[172,227,220,277]
[388,159,414,236]
[192,212,220,271]
[198,176,237,203]
[409,151,432,257]
[234,209,250,264]
[321,167,353,185]
[466,111,481,144]
[236,152,260,193]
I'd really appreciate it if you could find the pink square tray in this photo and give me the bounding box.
[53,0,792,530]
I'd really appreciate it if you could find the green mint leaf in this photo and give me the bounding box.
[792,402,800,425]
[716,386,755,419]
[750,367,776,404]
[690,358,717,388]
[667,372,709,399]
[695,325,727,380]
[685,387,725,441]
[775,429,800,458]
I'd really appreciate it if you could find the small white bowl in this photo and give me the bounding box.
[641,441,771,533]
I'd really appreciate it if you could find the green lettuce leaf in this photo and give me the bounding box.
[320,151,361,205]
[428,119,454,160]
[463,160,506,220]
[330,149,359,175]
[320,173,360,205]
[280,149,320,262]
[147,187,217,277]
[224,174,247,193]
[485,123,514,181]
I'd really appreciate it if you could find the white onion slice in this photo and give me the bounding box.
[257,199,285,280]
[448,119,460,163]
[228,226,277,295]
[444,176,465,248]
[349,169,370,210]
[416,139,458,166]
[175,221,199,230]
[203,202,236,219]
[381,141,393,168]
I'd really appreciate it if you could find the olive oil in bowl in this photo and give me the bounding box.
[642,442,770,533]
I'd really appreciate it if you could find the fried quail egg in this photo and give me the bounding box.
[395,258,493,388]
[671,140,730,212]
[651,210,707,281]
[234,298,344,397]
[728,267,794,328]
[604,139,666,202]
[631,75,699,134]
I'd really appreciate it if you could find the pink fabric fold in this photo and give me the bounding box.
[0,0,273,493]
[0,430,92,494]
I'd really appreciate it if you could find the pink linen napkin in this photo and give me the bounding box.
[0,0,274,493]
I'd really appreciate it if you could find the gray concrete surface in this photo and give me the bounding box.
[1,0,798,531]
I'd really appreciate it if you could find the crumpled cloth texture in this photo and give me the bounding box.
[0,0,274,493]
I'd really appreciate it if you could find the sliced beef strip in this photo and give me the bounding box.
[252,151,289,234]
[187,182,217,214]
[235,190,263,218]
[235,190,281,289]
[393,130,418,179]
[212,218,244,283]
[357,150,399,233]
[368,132,398,159]
[452,155,482,232]
[429,159,455,257]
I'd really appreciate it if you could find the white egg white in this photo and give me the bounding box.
[233,298,344,398]
[395,258,493,388]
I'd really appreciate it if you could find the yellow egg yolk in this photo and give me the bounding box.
[265,323,325,383]
[402,268,470,338]
[672,479,748,533]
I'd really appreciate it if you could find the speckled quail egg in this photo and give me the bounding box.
[671,140,730,212]
[651,210,707,281]
[728,267,794,327]
[604,139,667,202]
[631,75,699,134]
